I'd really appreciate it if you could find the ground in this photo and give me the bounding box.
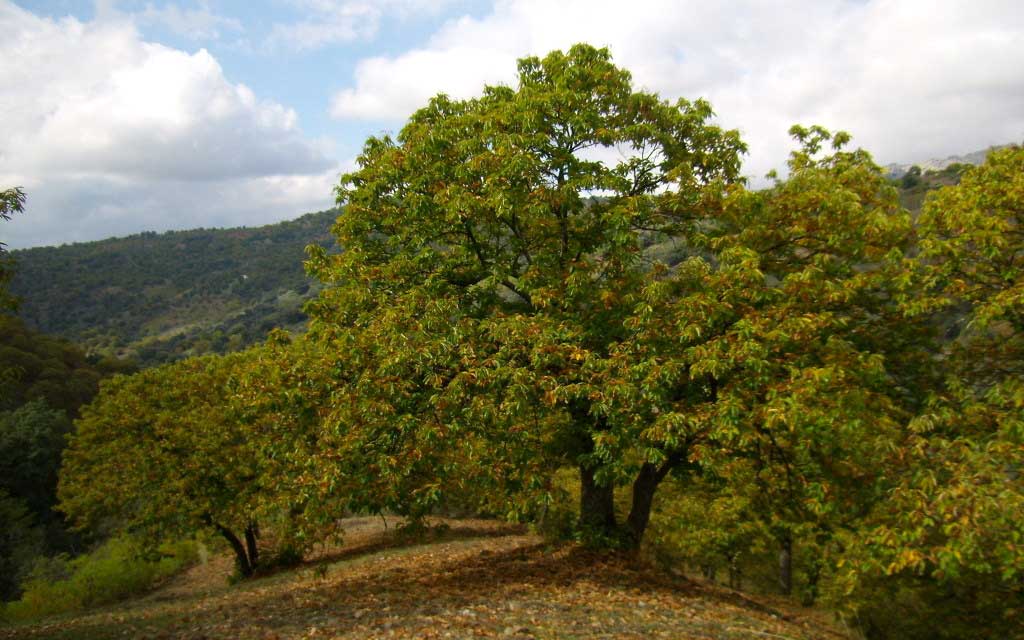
[1,518,850,640]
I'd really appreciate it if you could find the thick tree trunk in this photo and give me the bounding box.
[625,451,686,547]
[625,463,662,546]
[578,463,616,537]
[778,533,793,596]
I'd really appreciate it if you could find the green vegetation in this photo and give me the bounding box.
[0,315,132,600]
[1,186,26,311]
[5,45,1022,640]
[0,535,198,623]
[59,349,314,579]
[9,210,337,365]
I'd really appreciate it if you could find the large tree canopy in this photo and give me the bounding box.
[302,44,747,544]
[301,45,920,548]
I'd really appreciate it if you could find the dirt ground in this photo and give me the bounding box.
[1,518,850,640]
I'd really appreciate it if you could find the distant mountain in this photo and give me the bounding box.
[884,143,1015,178]
[9,210,338,366]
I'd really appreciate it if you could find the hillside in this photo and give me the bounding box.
[0,518,846,640]
[8,210,338,365]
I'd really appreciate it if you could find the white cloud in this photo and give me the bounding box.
[329,0,1024,178]
[136,2,243,41]
[268,0,462,51]
[0,2,336,248]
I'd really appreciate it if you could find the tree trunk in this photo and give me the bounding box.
[244,521,260,570]
[215,523,254,577]
[778,533,793,596]
[578,463,616,538]
[728,555,742,590]
[625,450,685,547]
[625,462,664,546]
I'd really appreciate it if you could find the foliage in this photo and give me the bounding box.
[0,489,45,601]
[827,146,1024,638]
[0,314,128,415]
[59,350,303,577]
[648,473,770,585]
[303,43,747,545]
[0,400,72,544]
[9,209,337,365]
[0,317,129,601]
[0,535,197,623]
[1,186,25,311]
[0,187,24,224]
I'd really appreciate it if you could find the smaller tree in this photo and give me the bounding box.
[59,350,295,578]
[624,126,924,581]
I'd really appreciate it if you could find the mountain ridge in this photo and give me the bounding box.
[884,142,1017,177]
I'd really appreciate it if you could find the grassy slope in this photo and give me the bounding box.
[1,518,847,640]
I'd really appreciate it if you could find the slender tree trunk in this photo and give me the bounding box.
[728,553,742,590]
[778,533,793,596]
[578,463,616,537]
[244,521,260,570]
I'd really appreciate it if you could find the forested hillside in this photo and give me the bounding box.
[8,210,338,365]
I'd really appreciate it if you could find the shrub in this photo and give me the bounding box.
[0,535,198,623]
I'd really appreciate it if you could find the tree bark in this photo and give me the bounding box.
[214,522,254,577]
[244,521,260,570]
[578,463,616,537]
[778,533,793,596]
[625,451,685,547]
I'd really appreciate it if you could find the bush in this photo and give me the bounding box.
[0,535,198,623]
[823,537,1024,640]
[647,477,774,588]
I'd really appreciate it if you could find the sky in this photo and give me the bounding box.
[1,1,1022,248]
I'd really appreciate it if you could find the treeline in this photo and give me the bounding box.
[7,45,1023,640]
[0,316,133,600]
[8,210,338,365]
